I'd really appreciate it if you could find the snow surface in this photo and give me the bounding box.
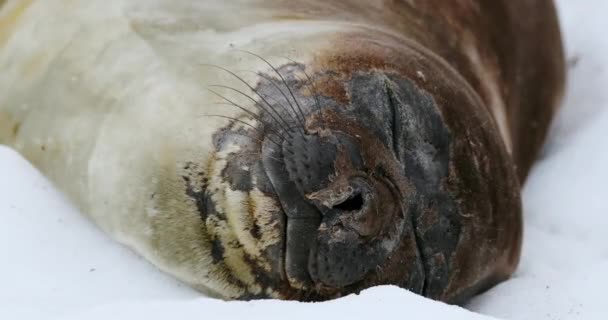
[1,1,606,319]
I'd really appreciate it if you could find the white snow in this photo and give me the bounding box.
[1,1,607,319]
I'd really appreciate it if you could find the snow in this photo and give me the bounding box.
[1,1,607,319]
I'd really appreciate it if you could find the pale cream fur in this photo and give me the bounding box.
[0,0,351,298]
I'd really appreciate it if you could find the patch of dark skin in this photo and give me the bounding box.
[390,76,459,297]
[343,72,460,297]
[249,221,262,240]
[345,198,425,296]
[222,160,253,191]
[210,237,225,264]
[182,173,215,222]
[282,132,337,195]
[214,127,258,193]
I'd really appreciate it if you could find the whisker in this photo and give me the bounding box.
[235,50,307,131]
[238,152,282,162]
[209,100,289,141]
[200,114,282,147]
[282,57,325,130]
[239,70,303,128]
[207,86,292,138]
[200,63,294,133]
[207,89,272,128]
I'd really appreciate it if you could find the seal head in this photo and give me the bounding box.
[211,34,521,302]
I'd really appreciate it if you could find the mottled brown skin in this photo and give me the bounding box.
[391,1,566,180]
[215,0,564,303]
[279,0,565,180]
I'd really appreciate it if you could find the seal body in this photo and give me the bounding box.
[0,0,564,303]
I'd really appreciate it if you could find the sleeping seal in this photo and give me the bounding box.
[0,0,564,303]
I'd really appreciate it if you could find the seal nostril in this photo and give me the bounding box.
[333,193,364,212]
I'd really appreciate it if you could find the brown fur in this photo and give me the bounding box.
[280,0,565,180]
[286,0,565,302]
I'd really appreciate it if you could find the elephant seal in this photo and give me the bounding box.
[0,0,564,303]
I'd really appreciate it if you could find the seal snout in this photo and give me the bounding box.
[262,121,407,293]
[255,64,426,296]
